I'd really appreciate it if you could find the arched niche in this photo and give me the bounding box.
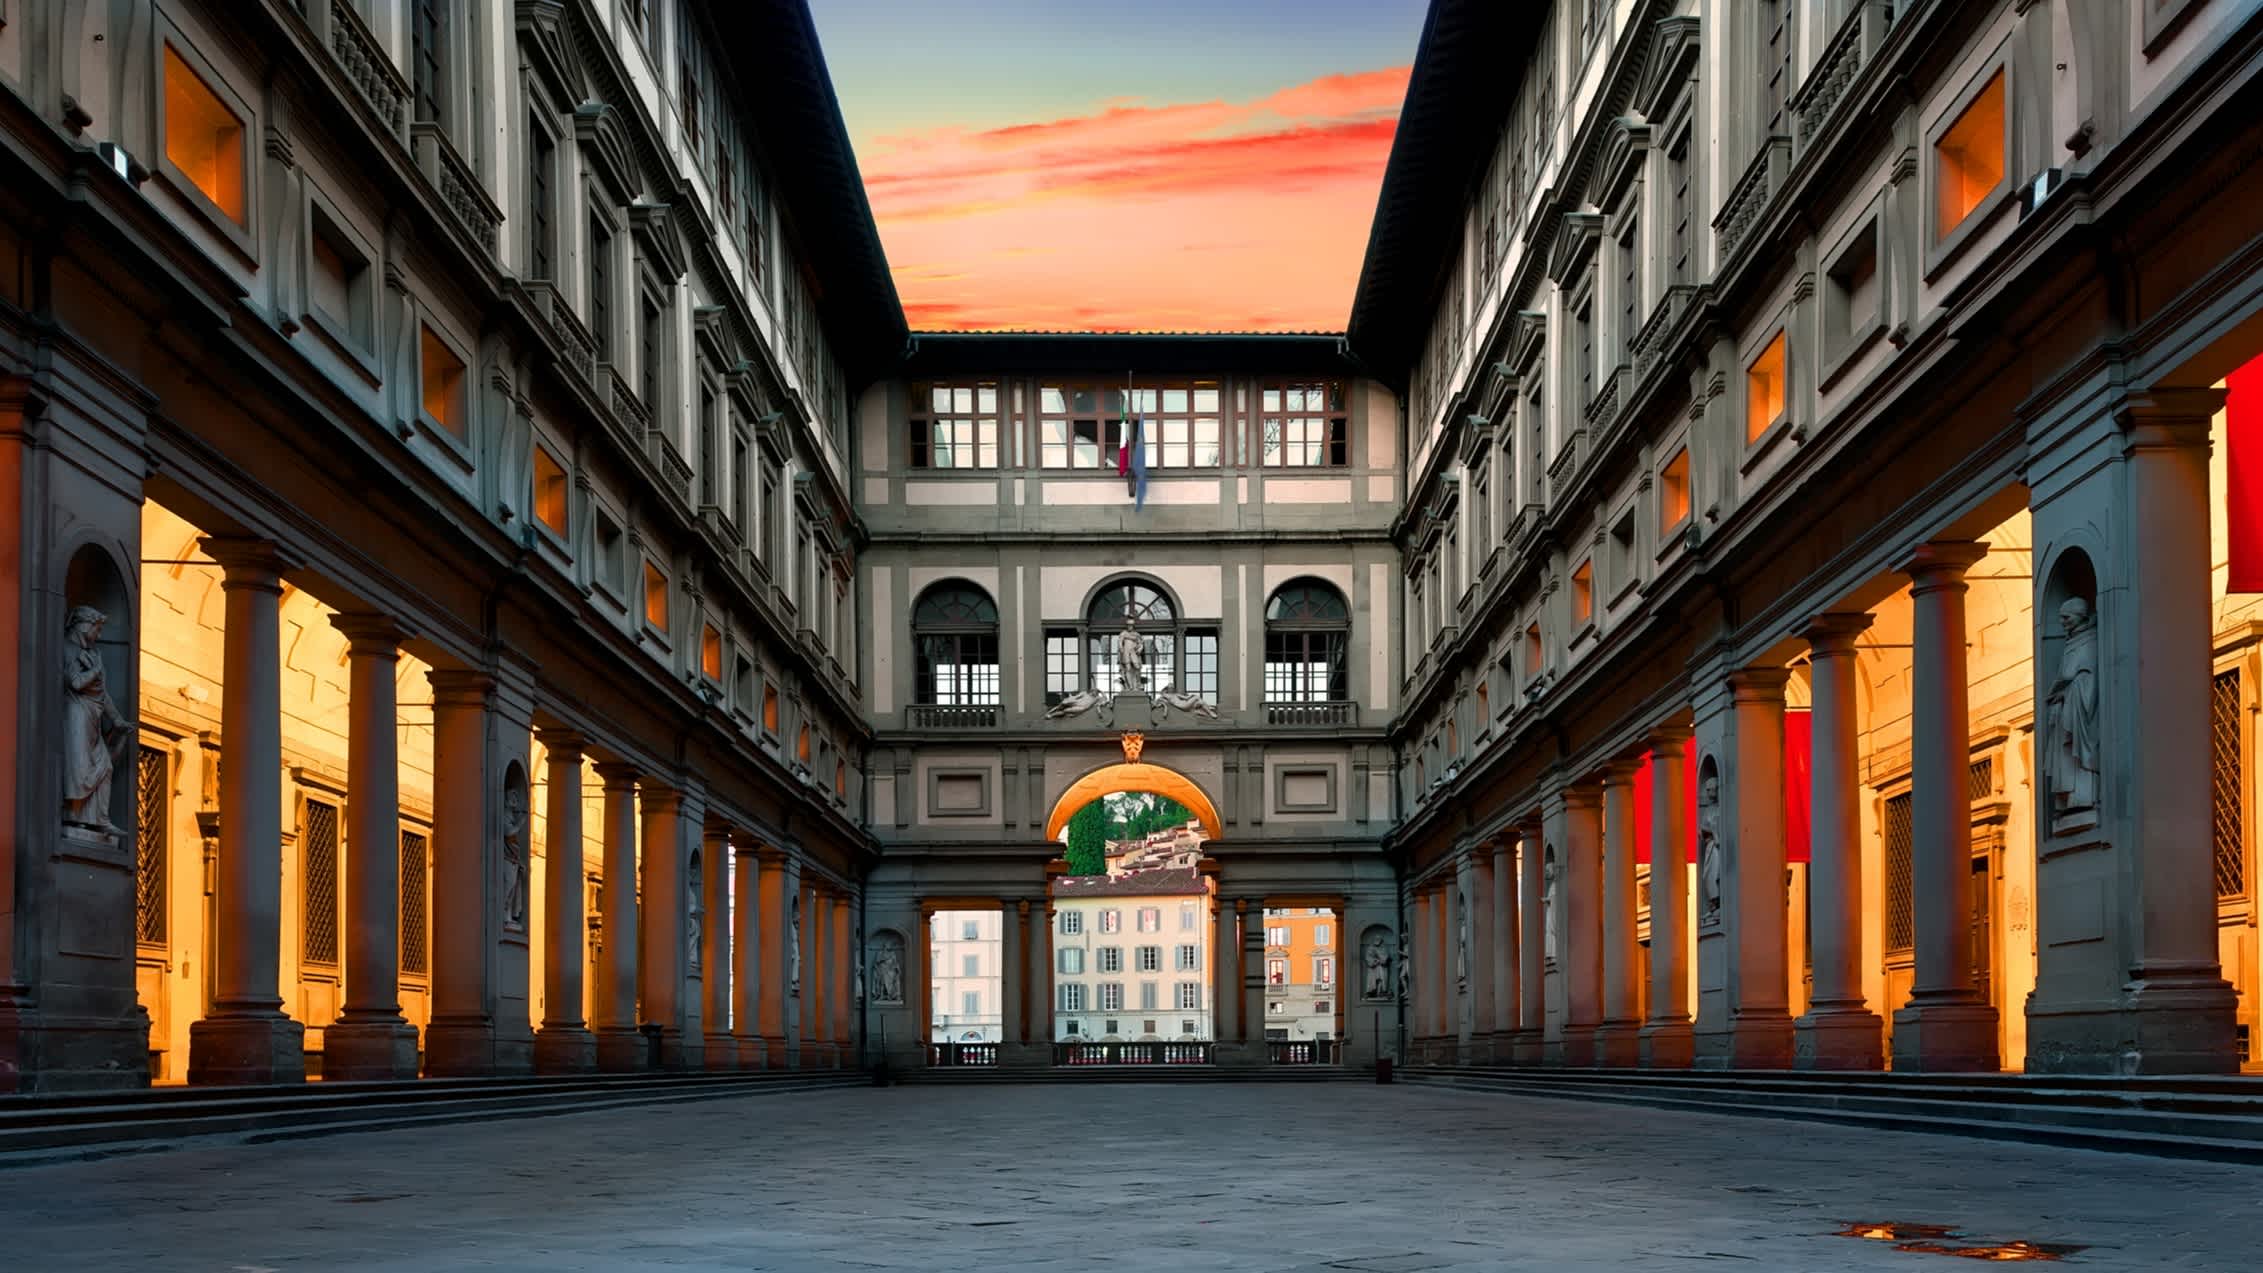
[2038,544,2103,837]
[501,759,530,932]
[1358,923,1395,1001]
[867,928,907,1005]
[62,541,137,836]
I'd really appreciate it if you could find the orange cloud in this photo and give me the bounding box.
[860,66,1410,332]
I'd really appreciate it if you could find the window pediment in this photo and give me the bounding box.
[1591,118,1652,211]
[630,200,687,280]
[1632,16,1702,121]
[1509,310,1549,376]
[516,1,584,116]
[1547,211,1604,285]
[574,102,638,206]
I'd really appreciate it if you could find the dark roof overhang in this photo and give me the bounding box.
[1344,0,1539,383]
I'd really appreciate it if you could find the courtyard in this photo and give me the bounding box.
[3,1084,2258,1270]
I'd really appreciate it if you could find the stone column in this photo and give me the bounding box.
[421,670,501,1076]
[731,836,762,1068]
[323,613,419,1080]
[1240,897,1267,1060]
[188,539,305,1085]
[1213,892,1237,1048]
[1037,896,1058,1049]
[531,730,595,1073]
[1469,847,1496,1060]
[1558,784,1604,1065]
[805,882,829,1066]
[831,893,852,1067]
[1727,668,1795,1068]
[1453,856,1477,1059]
[636,785,688,1068]
[1796,616,1884,1069]
[1411,890,1434,1051]
[795,875,818,1067]
[1596,760,1642,1066]
[755,848,788,1067]
[1432,885,1454,1049]
[1514,822,1545,1062]
[1005,899,1028,1049]
[1488,839,1518,1061]
[591,763,643,1070]
[1892,543,1999,1071]
[1640,728,1695,1067]
[700,820,735,1070]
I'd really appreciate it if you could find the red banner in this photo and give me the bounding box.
[2229,354,2263,593]
[1627,714,1810,865]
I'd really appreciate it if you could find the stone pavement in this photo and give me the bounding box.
[3,1081,2260,1270]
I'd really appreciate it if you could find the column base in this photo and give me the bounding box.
[532,1025,597,1074]
[423,1017,504,1077]
[1593,1018,1643,1067]
[325,1015,421,1080]
[593,1026,648,1072]
[1508,1028,1544,1064]
[188,1011,306,1086]
[1794,1005,1884,1071]
[1891,996,2000,1072]
[732,1034,766,1070]
[760,1033,790,1069]
[1638,1018,1694,1068]
[1558,1024,1598,1067]
[2029,975,2240,1074]
[1726,1009,1794,1069]
[650,1027,692,1070]
[704,1035,740,1070]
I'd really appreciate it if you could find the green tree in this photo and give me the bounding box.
[1065,799,1107,876]
[1108,793,1195,842]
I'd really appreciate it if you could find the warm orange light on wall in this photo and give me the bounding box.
[1045,761,1225,842]
[164,46,245,225]
[1572,559,1594,626]
[642,560,668,630]
[1936,69,2005,242]
[420,326,467,439]
[1660,447,1690,531]
[762,685,780,734]
[700,624,722,680]
[533,446,569,535]
[1746,331,1786,443]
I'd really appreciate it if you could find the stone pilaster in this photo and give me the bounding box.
[1795,616,1884,1070]
[591,763,644,1071]
[701,820,736,1071]
[323,613,419,1080]
[1727,668,1795,1070]
[1640,729,1695,1067]
[532,730,595,1074]
[1556,785,1603,1066]
[731,836,763,1068]
[1596,761,1643,1067]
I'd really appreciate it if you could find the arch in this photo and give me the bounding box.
[1080,572,1181,626]
[1264,576,1350,703]
[912,579,1000,706]
[1045,760,1223,842]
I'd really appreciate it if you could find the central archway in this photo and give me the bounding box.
[1045,760,1223,843]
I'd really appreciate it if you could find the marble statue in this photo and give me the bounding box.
[1045,688,1104,719]
[1697,772,1723,922]
[62,605,127,830]
[1362,929,1391,1000]
[872,933,904,1005]
[1454,887,1469,993]
[1543,849,1561,962]
[685,861,703,973]
[1154,689,1220,720]
[1395,929,1411,1002]
[788,892,803,997]
[1114,621,1145,693]
[2044,596,2101,826]
[501,774,529,931]
[853,931,866,1005]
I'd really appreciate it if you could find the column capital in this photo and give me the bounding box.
[1016,898,1031,916]
[1600,757,1642,786]
[592,760,641,791]
[1552,783,1601,811]
[1803,611,1874,654]
[699,815,730,843]
[1900,540,1990,589]
[2115,385,2225,440]
[754,844,791,865]
[1728,666,1793,703]
[330,610,414,655]
[639,783,685,815]
[199,536,296,589]
[1646,724,1693,754]
[425,668,497,708]
[535,728,589,761]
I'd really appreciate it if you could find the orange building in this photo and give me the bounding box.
[1261,907,1340,1043]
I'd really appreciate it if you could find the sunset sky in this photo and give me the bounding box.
[809,0,1429,333]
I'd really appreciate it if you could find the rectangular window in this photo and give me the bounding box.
[1935,69,2005,243]
[533,445,569,537]
[1128,383,1224,469]
[400,828,429,975]
[1315,1000,1331,1015]
[643,560,669,631]
[1175,944,1200,971]
[1265,628,1346,704]
[302,798,340,966]
[961,953,979,977]
[588,217,613,361]
[411,0,446,126]
[134,745,169,945]
[1058,948,1085,974]
[909,382,1001,469]
[1137,945,1161,973]
[2213,669,2246,899]
[679,56,704,159]
[700,624,722,681]
[1746,330,1787,443]
[697,388,719,507]
[1140,983,1158,1011]
[1660,448,1691,533]
[1610,511,1637,596]
[1038,385,1122,469]
[961,918,979,941]
[1619,219,1640,362]
[1044,628,1081,705]
[962,990,980,1015]
[163,45,248,226]
[1574,299,1595,405]
[1059,983,1085,1012]
[1267,958,1287,986]
[1762,0,1793,137]
[307,208,374,353]
[1181,629,1219,704]
[1884,791,1915,953]
[1572,559,1594,627]
[639,294,663,411]
[1316,923,1331,945]
[1059,910,1083,936]
[419,326,468,440]
[1177,983,1201,1010]
[730,435,750,534]
[1100,946,1122,973]
[1668,138,1691,285]
[1101,909,1120,934]
[1315,957,1335,985]
[1260,382,1349,467]
[762,467,781,565]
[528,118,555,280]
[1138,907,1160,933]
[1100,984,1124,1012]
[1180,902,1197,932]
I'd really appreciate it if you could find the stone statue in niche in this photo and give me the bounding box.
[871,932,904,1005]
[1543,849,1561,962]
[1362,929,1391,1000]
[853,929,867,1005]
[2043,596,2101,829]
[1045,688,1104,719]
[1697,772,1724,924]
[1115,621,1146,694]
[685,861,703,974]
[62,605,128,831]
[501,773,529,931]
[1454,888,1469,994]
[788,892,803,997]
[1154,690,1220,721]
[1395,929,1411,1003]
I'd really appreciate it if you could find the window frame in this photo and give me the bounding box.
[911,581,1002,707]
[155,28,257,257]
[302,189,380,373]
[1263,579,1352,705]
[1258,381,1350,469]
[415,319,476,460]
[910,382,1004,470]
[1924,56,2016,278]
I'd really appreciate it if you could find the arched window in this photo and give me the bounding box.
[1264,580,1349,703]
[913,582,1000,705]
[1087,577,1191,697]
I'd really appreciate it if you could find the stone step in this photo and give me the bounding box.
[898,1066,1364,1084]
[1405,1065,2263,1115]
[1401,1068,2263,1163]
[0,1071,863,1167]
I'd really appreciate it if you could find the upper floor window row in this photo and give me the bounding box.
[901,380,1351,472]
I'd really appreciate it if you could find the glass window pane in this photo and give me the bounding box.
[1042,386,1066,413]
